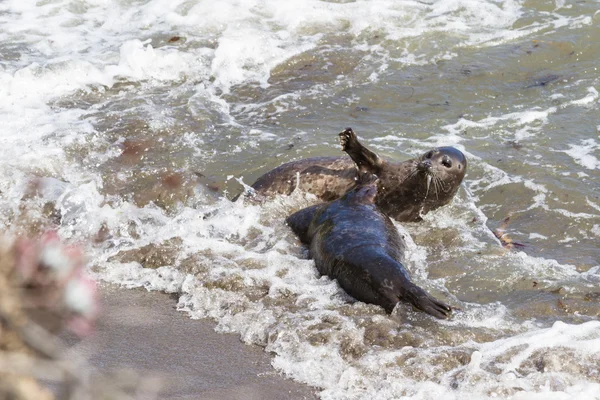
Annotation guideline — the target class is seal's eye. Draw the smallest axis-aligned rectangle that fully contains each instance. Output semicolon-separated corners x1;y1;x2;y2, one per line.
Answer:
442;156;452;168
425;151;434;159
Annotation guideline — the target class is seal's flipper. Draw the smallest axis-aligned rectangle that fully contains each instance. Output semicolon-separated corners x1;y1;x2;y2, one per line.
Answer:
398;283;452;319
286;204;322;245
338;128;384;174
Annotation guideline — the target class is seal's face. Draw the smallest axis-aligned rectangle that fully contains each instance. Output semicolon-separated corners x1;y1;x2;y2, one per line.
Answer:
345;180;378;205
356;183;378;203
414;147;467;200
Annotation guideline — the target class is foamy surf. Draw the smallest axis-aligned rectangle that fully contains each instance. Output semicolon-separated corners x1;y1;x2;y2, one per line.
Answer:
82;192;599;400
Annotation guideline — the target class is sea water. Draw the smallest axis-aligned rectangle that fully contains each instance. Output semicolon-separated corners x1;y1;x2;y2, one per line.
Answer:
1;0;599;399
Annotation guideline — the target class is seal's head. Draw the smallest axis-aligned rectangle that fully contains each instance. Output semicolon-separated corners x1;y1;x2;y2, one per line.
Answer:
414;147;467;200
345;173;379;205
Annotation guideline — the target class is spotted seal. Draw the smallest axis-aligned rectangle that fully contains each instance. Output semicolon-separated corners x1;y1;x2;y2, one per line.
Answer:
286;174;452;319
249;128;467;222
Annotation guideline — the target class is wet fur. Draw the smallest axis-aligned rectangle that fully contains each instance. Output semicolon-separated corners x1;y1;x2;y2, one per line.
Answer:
250;128;467;222
286;181;452;319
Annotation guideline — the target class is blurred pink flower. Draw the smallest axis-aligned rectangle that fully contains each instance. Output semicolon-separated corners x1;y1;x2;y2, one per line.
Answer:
12;230;100;336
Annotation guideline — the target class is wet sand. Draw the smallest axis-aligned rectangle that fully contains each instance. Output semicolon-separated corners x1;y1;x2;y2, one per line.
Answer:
62;284;318;400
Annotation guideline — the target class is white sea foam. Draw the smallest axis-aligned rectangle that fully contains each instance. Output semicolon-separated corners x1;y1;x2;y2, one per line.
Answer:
562;86;599;108
529;232;548;240
80;189;599;399
563;139;600;170
442;107;556;142
0;0;576;101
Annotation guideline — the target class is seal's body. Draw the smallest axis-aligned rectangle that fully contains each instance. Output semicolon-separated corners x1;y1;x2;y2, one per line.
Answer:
251;156;356;202
252;128;467;222
286;177;452;319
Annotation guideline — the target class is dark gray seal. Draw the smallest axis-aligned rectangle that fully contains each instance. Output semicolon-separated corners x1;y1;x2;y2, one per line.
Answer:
286;175;452;319
250;128;467;222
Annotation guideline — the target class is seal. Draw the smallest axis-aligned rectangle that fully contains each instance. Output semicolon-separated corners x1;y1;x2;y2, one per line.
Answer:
286;174;452;319
249;128;467;222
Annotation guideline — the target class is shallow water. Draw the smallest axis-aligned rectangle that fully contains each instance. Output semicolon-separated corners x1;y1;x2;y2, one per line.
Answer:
1;0;599;399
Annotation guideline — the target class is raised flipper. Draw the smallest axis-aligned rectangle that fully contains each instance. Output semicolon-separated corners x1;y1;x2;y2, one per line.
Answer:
286;204;323;245
338;128;384;175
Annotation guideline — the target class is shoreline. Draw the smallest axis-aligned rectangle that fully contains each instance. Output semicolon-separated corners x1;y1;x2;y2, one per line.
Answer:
60;284;318;399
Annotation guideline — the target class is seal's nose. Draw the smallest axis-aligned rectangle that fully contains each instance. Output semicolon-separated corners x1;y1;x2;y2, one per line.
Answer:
418;159;432;172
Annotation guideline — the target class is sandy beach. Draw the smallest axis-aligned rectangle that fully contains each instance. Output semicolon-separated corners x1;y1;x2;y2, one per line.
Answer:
61;285;318;400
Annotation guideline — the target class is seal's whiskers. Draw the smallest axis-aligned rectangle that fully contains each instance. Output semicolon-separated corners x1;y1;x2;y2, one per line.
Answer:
425;174;432;199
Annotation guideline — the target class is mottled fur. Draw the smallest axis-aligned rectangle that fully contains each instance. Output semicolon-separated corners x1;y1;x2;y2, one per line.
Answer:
251;128;467;222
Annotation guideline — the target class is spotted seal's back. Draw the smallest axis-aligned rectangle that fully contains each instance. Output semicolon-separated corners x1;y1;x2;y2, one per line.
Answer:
249;128;467;222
